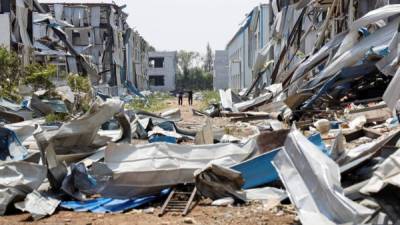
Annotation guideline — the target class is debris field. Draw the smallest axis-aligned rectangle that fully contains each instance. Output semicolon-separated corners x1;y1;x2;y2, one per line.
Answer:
2;1;400;225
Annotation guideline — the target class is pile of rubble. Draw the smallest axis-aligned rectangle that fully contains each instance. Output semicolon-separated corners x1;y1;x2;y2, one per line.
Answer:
192;1;400;224
2;1;400;225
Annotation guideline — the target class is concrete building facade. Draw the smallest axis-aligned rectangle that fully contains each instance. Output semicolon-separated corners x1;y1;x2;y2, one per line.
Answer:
147;51;177;92
213;50;229;90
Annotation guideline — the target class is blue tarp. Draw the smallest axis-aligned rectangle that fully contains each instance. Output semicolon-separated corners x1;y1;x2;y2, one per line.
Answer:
61;189;170;213
148;135;177;144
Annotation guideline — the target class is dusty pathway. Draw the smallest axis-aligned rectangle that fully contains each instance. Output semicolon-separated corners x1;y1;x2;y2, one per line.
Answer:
0;201;296;225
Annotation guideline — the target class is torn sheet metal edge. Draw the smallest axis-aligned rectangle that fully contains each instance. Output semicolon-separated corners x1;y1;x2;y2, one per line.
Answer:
79;147;105;168
234;93;272;112
303;17;400;91
195;163;246;202
232;148;281;189
350;4;400;31
14;190;60;220
244;187;287;203
383;67;400;110
160;108;181;121
98;140;256;198
0;161;47;215
335;4;400;57
219;89;235;111
148;127;182;140
36;98;124;150
361;149;400;194
272;130;373;225
376;31;399;76
339;129;400;166
288;31;348;95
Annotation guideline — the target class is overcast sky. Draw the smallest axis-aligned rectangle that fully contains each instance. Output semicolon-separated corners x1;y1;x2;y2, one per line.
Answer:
115;0;263;54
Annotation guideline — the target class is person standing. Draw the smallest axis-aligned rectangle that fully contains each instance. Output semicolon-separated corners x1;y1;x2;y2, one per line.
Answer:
178;90;183;106
188;90;193;106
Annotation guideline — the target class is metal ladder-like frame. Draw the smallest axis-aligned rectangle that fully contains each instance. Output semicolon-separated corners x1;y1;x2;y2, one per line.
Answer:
159;186;197;217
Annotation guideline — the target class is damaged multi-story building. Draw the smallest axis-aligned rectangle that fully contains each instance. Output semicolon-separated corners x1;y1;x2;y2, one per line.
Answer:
225;3;274;91
31;0;150;95
0;0;38;66
131;30;150;91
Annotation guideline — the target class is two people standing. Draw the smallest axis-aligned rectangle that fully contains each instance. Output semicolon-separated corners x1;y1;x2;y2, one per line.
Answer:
178;90;193;106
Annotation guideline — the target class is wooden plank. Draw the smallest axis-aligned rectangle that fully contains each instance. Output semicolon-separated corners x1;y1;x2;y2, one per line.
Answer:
183;187;197;216
159;188;175;217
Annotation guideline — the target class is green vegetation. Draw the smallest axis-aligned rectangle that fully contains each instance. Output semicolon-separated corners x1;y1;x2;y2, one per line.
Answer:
127;92;173;112
176;67;213;90
67;74;91;93
175;46;214;90
24;64;57;91
0;47;61;101
45;113;69;123
200;90;220;110
0;47;24;101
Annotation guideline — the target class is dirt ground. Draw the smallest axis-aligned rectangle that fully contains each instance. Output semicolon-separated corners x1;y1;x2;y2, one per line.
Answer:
0;97;297;225
0;202;297;225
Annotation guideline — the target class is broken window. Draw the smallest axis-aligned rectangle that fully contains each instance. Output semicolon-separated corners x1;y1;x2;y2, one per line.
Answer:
149;57;164;68
71;29;90;46
149;75;165;86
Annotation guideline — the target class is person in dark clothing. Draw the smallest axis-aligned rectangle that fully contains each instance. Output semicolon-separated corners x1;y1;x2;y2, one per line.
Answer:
178;90;183;106
188;90;193;106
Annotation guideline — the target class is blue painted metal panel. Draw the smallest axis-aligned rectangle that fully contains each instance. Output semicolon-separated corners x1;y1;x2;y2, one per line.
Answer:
308;133;330;155
232;148;281;189
231;133;329;189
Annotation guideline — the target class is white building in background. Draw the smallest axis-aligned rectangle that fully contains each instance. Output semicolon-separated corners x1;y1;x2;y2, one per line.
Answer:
213;50;229;90
147;51;177;92
226;3;273;91
226;18;251;91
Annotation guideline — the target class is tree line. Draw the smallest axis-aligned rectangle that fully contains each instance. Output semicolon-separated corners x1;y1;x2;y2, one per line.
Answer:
176;43;214;91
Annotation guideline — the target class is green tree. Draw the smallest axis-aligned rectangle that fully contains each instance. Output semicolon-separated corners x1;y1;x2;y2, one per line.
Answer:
177;50;200;75
0;47;24;100
24;64;57;91
177;50;200;89
67;74;91;93
176;50;214;90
